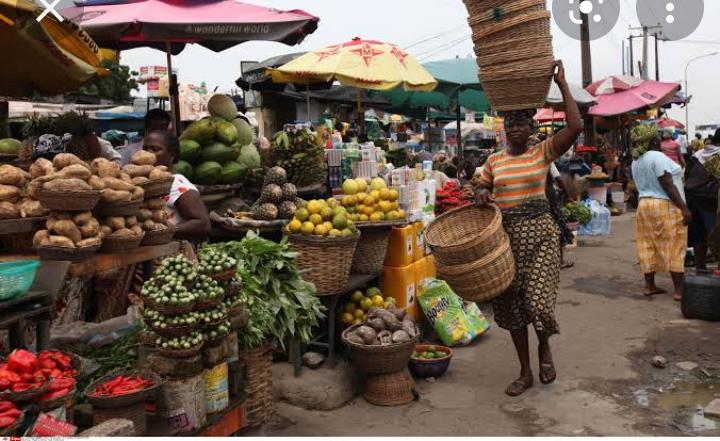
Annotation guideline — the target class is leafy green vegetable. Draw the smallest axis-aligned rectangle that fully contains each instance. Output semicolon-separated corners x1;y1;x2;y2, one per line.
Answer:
562;202;592;225
203;232;326;350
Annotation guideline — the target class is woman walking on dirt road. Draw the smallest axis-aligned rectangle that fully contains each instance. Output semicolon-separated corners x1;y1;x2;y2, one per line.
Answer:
474;61;582;396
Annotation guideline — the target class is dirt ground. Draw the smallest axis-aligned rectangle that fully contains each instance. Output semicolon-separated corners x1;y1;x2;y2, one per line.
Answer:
268;213;720;436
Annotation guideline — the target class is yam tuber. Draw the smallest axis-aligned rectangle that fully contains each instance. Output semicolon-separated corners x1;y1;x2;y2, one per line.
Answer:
101;177;134;192
125;216;138;228
99;225;112;238
142;220;157;231
33;230;51;247
43;178;92;192
48;235;75;248
0;165;26;186
123;164;154;178
72;211;92;226
151;209;168;224
88;175;106;191
130;225;143;237
119;172;133;183
104;217;125;230
0;201;19;219
0;185;19;203
137;208;152;222
52;153;88;171
29;159;54;179
130;150;156;166
101;189;132;203
50;220;82;244
356;326;378;345
131;186;144;201
90;158;120;179
131;176;150;185
149;168;172;180
76;237;101;248
58;164;91;181
144;198;164;210
17;199;45;218
110;228;135;239
80;218;100;238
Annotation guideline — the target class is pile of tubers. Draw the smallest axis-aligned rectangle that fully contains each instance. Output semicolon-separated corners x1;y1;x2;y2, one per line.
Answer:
121;150;173;184
88;157;144;204
344;304;417;346
99;215;145;241
139;198;172;233
0;164;45;219
33;211;103;249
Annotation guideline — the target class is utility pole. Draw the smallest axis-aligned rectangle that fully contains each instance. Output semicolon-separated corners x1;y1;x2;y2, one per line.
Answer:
642;26;649;79
628;36;635;76
629;25;662;79
654;34;660;81
580;12;595;146
622;40;626;75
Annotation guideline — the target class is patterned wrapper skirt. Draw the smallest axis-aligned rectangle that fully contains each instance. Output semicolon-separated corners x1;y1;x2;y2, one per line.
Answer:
492;199;561;335
636;198;688;274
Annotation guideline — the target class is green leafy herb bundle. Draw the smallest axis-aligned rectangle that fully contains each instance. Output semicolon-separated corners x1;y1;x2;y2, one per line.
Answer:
203;232;326;349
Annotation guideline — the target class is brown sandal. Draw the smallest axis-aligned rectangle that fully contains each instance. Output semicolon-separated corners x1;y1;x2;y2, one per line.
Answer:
505;376;534;396
539;363;557;384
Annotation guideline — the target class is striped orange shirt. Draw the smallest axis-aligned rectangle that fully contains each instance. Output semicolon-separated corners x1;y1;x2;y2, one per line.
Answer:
478;138;559;209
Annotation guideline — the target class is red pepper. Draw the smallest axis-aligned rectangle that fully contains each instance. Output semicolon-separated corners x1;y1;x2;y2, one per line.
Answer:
0;370;21;384
48;378;75;392
39;359;56;370
0;402;15;413
40;388;71;401
0;380;10;391
0;409;21;419
7;350;38;374
49;369;62;379
0;416;16;428
33;372;46;383
10;383;35;392
19;373;32;383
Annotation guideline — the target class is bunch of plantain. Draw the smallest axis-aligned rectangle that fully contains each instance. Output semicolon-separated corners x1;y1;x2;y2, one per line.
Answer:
271;129;326;188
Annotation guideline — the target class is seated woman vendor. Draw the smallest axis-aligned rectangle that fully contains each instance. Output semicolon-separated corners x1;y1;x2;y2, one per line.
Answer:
143;131;211;241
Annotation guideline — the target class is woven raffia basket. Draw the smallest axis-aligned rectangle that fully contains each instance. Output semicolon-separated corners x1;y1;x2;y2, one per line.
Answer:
37;243;100;262
435;235;516;303
140;224;175;246
363;369;415;406
341;324;419;374
351;225;393;275
140;177;174;199
94;199;142;217
425;204;505;266
100;233;144;254
288;232;360;296
243;344;273;429
36;188;101;212
463;0;554;111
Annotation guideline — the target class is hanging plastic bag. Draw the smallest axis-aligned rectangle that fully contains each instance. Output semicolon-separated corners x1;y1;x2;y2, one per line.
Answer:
578;199;611;237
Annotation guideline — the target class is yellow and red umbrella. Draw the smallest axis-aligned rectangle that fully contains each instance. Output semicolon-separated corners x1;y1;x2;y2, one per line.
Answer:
269;38;438;92
0;0;106;97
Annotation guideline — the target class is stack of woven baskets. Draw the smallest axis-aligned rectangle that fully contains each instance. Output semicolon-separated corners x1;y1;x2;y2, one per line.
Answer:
425;204;515;303
242;344;273;428
463;0;554;111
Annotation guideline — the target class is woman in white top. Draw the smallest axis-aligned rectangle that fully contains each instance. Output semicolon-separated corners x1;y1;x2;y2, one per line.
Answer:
142;131;211;241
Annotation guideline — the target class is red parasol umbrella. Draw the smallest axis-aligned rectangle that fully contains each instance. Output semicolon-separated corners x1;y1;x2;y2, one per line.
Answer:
534;108;565;123
62;0;319;132
657;116;685;129
586;75;642;96
588;81;681;117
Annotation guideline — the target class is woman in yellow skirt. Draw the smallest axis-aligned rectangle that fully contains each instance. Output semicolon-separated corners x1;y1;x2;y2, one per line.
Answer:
631;124;691;301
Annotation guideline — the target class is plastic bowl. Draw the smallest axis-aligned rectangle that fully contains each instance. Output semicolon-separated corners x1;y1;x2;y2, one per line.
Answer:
0;260;39;301
408;344;453;379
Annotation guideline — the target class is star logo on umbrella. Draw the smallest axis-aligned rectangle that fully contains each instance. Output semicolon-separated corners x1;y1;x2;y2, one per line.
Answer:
351;42;384;67
389;46;409;66
315;45;341;62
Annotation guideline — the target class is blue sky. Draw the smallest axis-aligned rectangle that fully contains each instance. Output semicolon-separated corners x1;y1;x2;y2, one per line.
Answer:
118;0;720;132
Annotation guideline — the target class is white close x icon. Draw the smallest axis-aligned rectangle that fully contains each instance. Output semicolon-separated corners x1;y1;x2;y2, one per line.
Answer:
37;0;64;22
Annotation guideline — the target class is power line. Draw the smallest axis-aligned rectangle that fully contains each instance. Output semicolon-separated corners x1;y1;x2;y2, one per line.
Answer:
417;35;472;61
404;25;467;50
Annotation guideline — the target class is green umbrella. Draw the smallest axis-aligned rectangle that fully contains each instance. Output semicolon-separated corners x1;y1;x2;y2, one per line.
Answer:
380;58;489;112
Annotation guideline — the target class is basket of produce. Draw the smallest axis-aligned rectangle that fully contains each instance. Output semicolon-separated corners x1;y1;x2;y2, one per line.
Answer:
0;405;24;436
197;304;228;330
0;260;39;301
198;248;238;281
139;176;174;199
409;345;453;379
37;350;82;378
0;350;52;401
144;308;198;338
37;243;100;262
192;276;225;310
139;329;159;347
341;307;419;374
140;223;176;246
463;0;554;111
85;369;160;408
154;332;205;359
141;288;195;316
425;204;506;266
229;305;249;330
203;320;231;347
34;211;104;261
36;188;101;211
38;377;77;412
222;280;242;299
435;235;516;303
100;231;145;254
351;225;393;275
94;199;143;217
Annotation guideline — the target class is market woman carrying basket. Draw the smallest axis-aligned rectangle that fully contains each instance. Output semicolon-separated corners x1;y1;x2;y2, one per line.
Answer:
474;61;582;396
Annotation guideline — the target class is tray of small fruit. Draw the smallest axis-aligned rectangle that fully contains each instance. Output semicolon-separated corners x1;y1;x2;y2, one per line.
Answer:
285;198;359;239
339;177;407;224
409;344;453;379
339;287;398;327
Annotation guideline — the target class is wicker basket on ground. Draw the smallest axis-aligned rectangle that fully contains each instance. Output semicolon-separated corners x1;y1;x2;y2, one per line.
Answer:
463;0;554;111
435;234;516;303
424;204;505;266
242;344;273;429
341;324;419;374
363;369;415;406
287;232;360;296
351;224;394;275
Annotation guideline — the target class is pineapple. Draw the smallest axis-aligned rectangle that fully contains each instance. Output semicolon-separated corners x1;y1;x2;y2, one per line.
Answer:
281;183;297;201
260;184;282;204
263;166;287;186
252;203;279;221
278;201;297;219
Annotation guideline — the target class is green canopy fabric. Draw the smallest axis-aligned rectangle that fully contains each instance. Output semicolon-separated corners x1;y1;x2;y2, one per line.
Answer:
379;58;489;113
